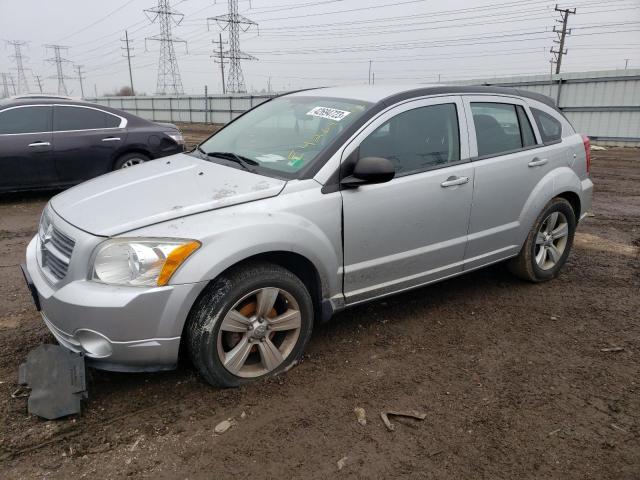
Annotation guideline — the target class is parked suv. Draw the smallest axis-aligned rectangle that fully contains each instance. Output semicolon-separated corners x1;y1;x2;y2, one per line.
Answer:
23;85;593;387
0;96;184;192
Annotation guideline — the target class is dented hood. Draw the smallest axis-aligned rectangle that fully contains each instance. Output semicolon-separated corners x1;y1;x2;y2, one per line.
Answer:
50;153;286;236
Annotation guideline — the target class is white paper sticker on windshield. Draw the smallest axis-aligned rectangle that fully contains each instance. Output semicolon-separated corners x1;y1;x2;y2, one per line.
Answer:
306;106;351;121
255;153;286;163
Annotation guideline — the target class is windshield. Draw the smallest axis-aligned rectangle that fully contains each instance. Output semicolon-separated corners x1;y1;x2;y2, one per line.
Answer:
198;96;372;176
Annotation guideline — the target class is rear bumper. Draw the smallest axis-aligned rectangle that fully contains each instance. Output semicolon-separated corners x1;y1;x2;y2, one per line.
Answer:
25;236;208;372
580;177;594;222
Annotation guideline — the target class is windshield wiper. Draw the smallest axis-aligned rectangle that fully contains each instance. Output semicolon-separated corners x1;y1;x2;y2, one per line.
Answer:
206;151;258;171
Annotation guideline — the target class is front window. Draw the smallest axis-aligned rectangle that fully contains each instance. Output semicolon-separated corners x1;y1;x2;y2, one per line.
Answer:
197;96;372;177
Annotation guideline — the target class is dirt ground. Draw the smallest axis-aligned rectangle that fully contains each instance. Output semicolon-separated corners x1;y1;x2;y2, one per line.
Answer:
0;128;638;479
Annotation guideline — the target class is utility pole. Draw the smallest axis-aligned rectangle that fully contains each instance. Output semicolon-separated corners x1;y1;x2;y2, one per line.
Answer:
75;65;86;98
372;72;375;85
368;60;372;85
44;45;72;95
145;0;187;95
550;4;576;75
33;74;43;93
212;32;228;94
94;84;98;97
6;40;30;94
208;0;258;93
121;30;136;95
624;58;630;70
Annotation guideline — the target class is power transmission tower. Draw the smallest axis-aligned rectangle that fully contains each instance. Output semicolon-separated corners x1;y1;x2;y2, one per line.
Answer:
44;45;73;95
121;30;136;95
145;0;187;95
6;40;30;94
208;0;258;93
550;5;576;75
33;74;43;93
75;65;86;98
212;33;228;94
1;73;15;98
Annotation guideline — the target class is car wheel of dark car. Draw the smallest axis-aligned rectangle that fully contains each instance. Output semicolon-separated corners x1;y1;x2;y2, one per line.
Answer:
186;261;314;387
508;197;576;282
114;152;150;170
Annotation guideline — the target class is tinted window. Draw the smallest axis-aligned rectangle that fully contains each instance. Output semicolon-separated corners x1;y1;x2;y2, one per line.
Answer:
0;106;52;134
516;105;537;147
531;108;562;143
54;106;120;131
359;103;460;176
471;103;525;157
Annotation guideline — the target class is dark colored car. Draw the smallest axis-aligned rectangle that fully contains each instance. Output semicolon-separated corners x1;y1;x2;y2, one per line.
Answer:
0;96;185;192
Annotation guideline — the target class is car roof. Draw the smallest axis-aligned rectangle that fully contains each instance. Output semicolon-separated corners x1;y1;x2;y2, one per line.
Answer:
286;84;558;111
0;97;98;108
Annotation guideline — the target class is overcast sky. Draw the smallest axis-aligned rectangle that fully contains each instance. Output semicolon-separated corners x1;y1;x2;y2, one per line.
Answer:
1;0;638;96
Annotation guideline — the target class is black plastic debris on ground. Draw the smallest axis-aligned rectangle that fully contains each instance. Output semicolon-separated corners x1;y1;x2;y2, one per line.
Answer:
18;344;87;420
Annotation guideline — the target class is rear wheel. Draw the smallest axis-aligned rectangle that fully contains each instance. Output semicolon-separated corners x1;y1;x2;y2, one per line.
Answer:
113;152;149;170
508;197;576;282
186;262;314;387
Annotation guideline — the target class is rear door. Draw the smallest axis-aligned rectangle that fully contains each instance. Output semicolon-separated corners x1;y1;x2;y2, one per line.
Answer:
0;105;54;191
341;96;474;304
462;95;563;269
52;105;127;184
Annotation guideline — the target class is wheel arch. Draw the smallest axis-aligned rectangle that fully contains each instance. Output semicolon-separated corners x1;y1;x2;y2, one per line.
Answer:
177;250;330;360
112;148;153;169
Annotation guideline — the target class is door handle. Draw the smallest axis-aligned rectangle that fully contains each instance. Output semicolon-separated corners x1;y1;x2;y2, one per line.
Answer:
440;176;469;187
528;157;548;167
101;137;121;142
28;141;51;147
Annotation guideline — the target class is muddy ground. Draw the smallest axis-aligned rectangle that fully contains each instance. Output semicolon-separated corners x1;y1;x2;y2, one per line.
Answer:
0;128;638;479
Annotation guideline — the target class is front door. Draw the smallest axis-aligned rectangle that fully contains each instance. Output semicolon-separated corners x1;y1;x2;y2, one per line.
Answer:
0;105;54;191
52;105;126;184
341;97;474;304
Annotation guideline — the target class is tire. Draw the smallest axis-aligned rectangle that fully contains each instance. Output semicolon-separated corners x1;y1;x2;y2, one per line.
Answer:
186;262;314;387
113;152;150;170
508;197;576;282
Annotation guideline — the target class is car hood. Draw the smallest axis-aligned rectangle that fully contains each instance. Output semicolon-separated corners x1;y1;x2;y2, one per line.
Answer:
50;153;286;236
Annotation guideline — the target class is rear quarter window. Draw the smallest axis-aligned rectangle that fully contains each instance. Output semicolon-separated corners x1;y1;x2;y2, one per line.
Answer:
531;108;563;143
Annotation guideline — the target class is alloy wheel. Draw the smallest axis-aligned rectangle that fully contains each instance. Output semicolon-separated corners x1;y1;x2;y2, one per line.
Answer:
121;158;145;168
535;211;569;270
217;287;302;378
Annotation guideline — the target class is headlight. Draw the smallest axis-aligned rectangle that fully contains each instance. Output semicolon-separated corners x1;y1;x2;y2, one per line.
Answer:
165;131;184;145
38;209;51;243
91;238;200;287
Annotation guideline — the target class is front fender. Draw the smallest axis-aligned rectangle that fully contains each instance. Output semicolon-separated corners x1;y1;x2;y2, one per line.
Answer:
128;189;343;301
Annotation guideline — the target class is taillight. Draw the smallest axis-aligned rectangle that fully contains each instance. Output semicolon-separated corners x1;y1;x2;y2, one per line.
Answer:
582;134;591;175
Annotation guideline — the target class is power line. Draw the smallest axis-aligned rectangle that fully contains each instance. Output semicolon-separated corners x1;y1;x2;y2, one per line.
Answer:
208;0;258;93
145;0;187;95
6;40;30;94
44;45;73;95
551;4;576;74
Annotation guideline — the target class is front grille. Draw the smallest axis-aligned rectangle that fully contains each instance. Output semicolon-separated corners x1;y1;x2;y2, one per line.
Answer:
41;225;76;281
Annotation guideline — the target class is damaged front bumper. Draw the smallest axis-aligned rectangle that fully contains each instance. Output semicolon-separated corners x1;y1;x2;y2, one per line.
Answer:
24;235;208;372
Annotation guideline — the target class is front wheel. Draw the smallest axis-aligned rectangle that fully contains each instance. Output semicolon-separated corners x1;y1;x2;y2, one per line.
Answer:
508;197;576;282
186;262;314;387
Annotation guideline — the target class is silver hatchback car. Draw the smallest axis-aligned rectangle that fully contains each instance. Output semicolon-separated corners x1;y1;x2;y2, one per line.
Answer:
24;85;593;387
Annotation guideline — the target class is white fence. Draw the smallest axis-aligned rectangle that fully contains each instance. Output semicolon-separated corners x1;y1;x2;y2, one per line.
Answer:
87;94;274;125
87;69;640;146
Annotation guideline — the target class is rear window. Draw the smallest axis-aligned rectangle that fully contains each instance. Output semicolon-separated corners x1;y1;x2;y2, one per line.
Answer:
471;102;538;157
531;108;563;143
54;106;121;131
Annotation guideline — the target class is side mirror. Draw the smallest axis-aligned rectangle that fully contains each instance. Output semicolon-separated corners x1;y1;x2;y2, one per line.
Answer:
341;156;395;187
